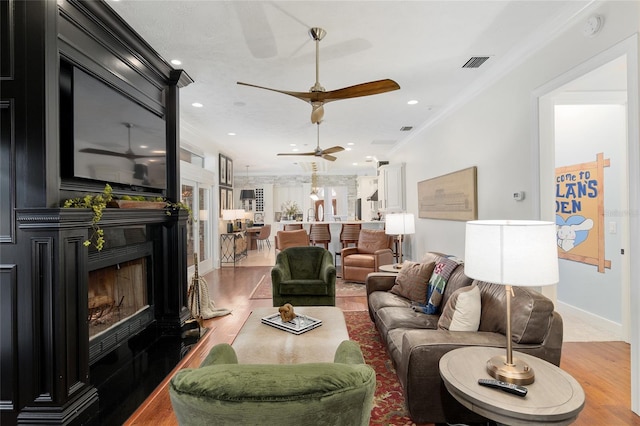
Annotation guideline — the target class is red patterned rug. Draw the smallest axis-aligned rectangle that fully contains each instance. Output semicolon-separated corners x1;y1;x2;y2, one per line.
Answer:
344;310;428;426
249;274;366;299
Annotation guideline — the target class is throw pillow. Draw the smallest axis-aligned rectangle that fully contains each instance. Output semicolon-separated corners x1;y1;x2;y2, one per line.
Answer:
422;256;464;314
438;285;481;331
389;261;436;304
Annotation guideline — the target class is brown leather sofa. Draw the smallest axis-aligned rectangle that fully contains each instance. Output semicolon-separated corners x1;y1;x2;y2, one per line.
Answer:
366;252;563;424
341;229;393;283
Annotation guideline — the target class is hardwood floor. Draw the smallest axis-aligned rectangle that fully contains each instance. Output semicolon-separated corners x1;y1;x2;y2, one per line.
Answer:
125;251;639;425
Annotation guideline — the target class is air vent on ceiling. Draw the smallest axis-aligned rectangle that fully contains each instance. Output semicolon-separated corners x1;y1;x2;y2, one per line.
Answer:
462;56;490;69
399;126;413;132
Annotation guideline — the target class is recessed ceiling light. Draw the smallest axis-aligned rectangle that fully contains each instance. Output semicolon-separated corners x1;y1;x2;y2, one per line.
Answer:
345;147;352;151
407;100;419;105
292;148;299;152
170;59;182;66
140;145;148;149
347;142;355;146
352;162;358;166
228;132;236;136
366;155;373;159
290;143;297;147
192;102;203;108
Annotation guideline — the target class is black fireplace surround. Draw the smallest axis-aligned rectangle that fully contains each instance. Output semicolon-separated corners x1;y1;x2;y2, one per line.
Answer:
1;1;194;424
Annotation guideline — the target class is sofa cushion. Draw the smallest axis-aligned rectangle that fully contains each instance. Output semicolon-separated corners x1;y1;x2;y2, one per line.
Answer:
376;307;439;333
438;285;481;331
389;261;436;304
279;280;329;295
477;281;555;344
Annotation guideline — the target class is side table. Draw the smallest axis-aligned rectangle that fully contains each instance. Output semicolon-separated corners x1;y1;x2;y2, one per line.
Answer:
378;264;401;273
439;346;584;426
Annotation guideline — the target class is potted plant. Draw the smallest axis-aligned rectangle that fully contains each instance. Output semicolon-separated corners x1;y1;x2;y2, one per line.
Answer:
63;184;193;251
281;201;300;221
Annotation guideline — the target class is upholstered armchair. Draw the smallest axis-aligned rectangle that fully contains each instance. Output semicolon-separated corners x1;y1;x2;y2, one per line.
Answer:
341;229;394;283
274;229;310;251
169;341;376;426
271;246;336;306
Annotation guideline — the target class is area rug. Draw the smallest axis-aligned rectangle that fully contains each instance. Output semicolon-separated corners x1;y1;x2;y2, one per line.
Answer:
344;310;423;426
249;274;367;299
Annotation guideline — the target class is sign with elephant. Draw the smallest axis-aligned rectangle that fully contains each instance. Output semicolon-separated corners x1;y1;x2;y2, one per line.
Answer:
555;152;611;273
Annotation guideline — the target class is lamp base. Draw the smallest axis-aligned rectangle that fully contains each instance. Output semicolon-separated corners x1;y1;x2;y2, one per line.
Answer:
393;263;403;269
486;355;535;385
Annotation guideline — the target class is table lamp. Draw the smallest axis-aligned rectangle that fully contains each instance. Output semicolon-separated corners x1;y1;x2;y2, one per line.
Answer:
385;213;415;268
222;209;235;233
464;220;558;385
234;209;246;230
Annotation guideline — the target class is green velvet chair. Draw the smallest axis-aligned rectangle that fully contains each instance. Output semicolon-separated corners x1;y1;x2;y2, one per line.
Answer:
169;341;376;426
271;246;336;307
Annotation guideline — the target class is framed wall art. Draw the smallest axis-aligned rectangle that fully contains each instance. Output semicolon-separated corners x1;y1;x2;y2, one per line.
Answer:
219;154;228;186
418;166;477;221
226;157;233;187
226;188;234;210
219;187;227;216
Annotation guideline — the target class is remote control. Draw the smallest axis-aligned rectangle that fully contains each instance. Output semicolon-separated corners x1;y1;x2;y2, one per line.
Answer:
477;378;528;397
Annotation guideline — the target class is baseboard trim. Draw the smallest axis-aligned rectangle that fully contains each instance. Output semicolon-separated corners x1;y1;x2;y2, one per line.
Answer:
557;301;625;342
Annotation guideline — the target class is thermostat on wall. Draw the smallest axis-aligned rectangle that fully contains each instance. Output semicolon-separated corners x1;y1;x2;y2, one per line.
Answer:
513;191;525;201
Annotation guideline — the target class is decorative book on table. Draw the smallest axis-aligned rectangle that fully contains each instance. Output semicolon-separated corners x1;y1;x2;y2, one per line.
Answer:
261;313;322;335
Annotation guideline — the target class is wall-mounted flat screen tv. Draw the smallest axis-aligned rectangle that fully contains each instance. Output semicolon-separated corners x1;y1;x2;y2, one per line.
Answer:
61;62;167;191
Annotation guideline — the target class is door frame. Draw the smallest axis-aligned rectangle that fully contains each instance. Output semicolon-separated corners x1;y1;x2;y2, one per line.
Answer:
532;34;639;415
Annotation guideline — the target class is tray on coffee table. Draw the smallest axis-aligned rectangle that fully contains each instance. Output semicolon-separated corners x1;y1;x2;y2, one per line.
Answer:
261;313;322;335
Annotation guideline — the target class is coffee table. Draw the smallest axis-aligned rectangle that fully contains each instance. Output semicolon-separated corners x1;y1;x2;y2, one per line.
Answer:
439;347;585;426
232;306;349;364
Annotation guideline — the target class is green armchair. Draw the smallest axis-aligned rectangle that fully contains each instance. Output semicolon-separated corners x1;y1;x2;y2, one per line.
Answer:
271;246;336;307
169;341;376;426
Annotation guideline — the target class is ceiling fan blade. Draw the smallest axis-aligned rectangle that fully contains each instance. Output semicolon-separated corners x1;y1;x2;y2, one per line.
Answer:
321;146;344;155
320;79;400;102
322;154;337;162
80;148;132;158
80;148;164;160
237;82;315;103
311;104;324;124
277;152;316;156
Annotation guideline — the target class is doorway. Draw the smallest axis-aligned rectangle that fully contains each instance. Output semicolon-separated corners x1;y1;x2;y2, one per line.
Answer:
534;35;639;414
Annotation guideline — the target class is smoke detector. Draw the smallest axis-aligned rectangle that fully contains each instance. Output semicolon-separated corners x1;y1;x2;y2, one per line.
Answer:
583;15;603;37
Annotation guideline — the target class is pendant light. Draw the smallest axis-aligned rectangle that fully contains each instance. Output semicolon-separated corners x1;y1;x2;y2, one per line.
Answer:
240;165;255;200
309;162;319;200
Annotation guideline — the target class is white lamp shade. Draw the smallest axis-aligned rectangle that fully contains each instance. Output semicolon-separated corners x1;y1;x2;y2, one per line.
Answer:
234;209;246;219
222;209;235;221
385;213;415;235
464;220;559;287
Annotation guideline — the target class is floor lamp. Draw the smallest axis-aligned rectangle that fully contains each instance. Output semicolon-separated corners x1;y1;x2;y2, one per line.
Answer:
385;213;415;268
464;220;559;385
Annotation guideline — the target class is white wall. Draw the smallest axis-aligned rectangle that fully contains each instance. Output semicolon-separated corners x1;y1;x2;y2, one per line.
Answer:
555;104;626;324
392;1;639;258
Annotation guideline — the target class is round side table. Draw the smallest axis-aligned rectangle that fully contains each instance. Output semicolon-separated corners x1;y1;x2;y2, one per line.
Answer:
439;346;585;426
378;264;401;273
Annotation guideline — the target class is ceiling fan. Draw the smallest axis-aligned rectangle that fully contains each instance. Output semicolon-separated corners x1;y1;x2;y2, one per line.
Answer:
79;123;164;160
237;27;400;124
277;123;343;162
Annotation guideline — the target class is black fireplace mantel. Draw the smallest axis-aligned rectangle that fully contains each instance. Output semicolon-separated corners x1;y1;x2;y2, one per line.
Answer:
1;1;192;424
10;207;188;424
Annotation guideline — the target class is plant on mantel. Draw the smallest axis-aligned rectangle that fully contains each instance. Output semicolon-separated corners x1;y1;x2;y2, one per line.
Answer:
62;184;193;251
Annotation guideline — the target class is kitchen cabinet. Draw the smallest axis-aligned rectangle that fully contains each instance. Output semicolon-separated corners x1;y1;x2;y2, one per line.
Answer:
378;163;405;212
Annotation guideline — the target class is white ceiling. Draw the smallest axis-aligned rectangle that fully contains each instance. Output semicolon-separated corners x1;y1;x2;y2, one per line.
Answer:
107;0;593;175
